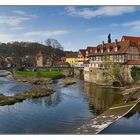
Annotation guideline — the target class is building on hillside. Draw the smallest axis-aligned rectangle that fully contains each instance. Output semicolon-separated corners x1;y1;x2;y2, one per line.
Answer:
65;52;78;67
77;49;86;67
35;51;44;67
84;35;140;84
85;47;95;60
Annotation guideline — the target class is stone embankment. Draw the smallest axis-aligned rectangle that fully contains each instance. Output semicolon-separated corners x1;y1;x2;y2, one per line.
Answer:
75;86;140;134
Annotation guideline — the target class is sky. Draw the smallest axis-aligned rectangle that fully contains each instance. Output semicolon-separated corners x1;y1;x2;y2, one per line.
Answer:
0;6;140;51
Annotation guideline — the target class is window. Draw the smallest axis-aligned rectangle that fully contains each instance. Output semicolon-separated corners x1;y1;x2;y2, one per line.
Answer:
101;56;103;61
103;48;106;52
101;49;103;53
117;46;121;50
90;49;93;53
109;47;113;52
97;48;100;53
107;48;110;52
96;56;98;61
114;47;117;52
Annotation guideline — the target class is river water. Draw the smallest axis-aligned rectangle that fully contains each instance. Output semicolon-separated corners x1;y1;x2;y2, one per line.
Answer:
101;103;140;134
0;77;123;134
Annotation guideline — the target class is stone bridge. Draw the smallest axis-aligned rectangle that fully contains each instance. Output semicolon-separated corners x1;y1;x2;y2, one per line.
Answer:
0;66;84;78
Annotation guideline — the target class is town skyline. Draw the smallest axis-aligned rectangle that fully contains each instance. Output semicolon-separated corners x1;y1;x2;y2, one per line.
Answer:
0;6;140;51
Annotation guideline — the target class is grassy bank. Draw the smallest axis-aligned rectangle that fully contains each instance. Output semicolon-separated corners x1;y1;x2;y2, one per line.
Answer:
15;70;64;80
0;86;54;106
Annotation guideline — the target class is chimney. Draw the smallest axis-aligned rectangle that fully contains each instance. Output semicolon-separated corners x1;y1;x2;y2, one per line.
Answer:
102;41;105;46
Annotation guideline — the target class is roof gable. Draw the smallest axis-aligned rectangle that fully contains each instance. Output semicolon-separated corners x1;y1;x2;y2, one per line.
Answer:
122;36;140;43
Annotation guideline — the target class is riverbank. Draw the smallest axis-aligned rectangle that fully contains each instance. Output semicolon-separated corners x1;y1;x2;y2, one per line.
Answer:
13;70;65;85
75;99;140;134
14;70;64;80
14;76;54;85
0;86;54;106
75;82;140;134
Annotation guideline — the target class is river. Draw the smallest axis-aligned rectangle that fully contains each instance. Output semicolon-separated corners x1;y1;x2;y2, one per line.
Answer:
0;77;123;134
101;102;140;134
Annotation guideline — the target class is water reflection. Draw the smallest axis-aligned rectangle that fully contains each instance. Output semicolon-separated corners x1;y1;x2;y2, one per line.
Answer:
84;82;123;115
0;78;125;134
30;92;62;108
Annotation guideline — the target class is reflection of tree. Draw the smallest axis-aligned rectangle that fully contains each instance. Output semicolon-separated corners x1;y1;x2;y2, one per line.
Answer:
44;92;62;107
30;92;62;108
84;82;123;115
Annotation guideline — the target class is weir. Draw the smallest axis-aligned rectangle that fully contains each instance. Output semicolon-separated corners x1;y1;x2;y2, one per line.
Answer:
75;98;140;134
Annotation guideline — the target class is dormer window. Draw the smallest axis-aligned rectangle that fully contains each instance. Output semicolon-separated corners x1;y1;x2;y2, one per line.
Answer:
117;46;121;50
101;49;103;53
97;48;100;53
103;48;106;52
109;47;113;52
114;47;117;52
107;48;110;52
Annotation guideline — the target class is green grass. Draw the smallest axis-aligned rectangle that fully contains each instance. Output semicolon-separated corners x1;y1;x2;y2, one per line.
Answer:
15;70;64;79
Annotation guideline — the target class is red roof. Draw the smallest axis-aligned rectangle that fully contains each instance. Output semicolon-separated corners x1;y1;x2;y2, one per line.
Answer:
127;60;140;65
86;47;96;55
122;36;140;43
66;52;78;58
88;41;133;56
79;49;86;57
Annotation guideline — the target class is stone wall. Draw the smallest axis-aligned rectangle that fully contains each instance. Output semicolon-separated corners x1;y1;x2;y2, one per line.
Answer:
84;65;134;86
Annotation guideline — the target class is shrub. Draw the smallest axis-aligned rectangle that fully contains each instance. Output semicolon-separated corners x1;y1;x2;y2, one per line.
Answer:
131;66;140;80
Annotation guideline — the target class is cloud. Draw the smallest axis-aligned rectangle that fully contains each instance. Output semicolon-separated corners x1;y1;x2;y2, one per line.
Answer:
0;33;21;42
0;16;31;26
122;20;140;30
85;27;101;32
0;10;37;27
85;28;95;32
12;10;26;15
10;26;25;30
24;30;70;37
111;20;140;31
65;6;137;19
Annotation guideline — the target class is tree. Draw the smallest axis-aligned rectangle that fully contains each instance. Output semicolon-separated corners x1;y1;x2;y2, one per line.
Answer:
108;33;111;43
45;38;63;50
45;38;65;66
103;62;133;86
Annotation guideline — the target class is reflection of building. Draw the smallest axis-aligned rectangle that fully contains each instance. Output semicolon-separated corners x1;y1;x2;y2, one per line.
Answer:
84;82;123;115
